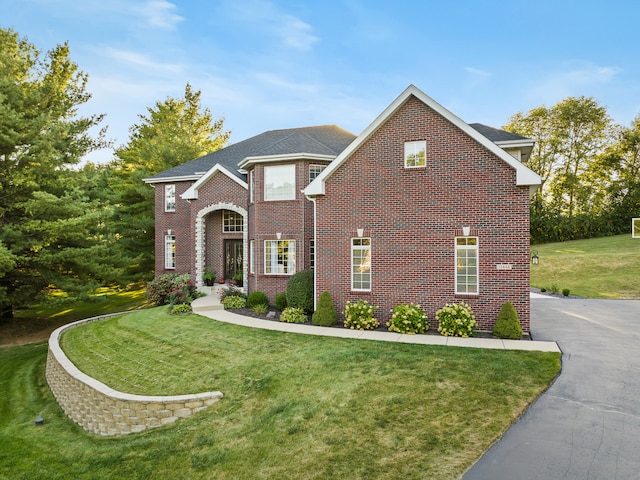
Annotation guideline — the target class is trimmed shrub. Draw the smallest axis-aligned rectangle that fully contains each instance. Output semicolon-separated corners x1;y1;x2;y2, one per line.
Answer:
436;302;477;337
286;269;314;313
171;303;192;315
492;302;523;339
343;300;379;330
562;288;570;297
247;291;269;308
280;307;307;324
274;293;288;311
312;291;338;327
222;295;246;310
387;303;428;334
166;279;200;305
252;303;268;315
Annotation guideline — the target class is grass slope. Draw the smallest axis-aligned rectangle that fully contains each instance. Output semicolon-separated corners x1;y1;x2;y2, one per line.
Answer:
0;307;558;480
531;234;640;298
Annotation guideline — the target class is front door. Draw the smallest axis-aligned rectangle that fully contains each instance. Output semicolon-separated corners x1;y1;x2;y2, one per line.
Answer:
225;240;243;280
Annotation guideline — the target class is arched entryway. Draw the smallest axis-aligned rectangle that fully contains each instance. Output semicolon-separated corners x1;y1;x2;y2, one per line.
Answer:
195;203;248;289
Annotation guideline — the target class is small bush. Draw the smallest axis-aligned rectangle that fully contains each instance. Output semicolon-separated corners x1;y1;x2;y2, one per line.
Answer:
550;284;559;294
166;280;200;305
286;270;314;313
247;291;269;308
492;302;522;339
540;287;547;293
146;274;196;305
252;303;268;315
387;303;428;334
343;300;379;330
280;307;307;324
274;293;288;311
562;288;570;297
171;303;192;315
219;286;247;303
436;302;477;337
222;295;246;310
312;291;338;327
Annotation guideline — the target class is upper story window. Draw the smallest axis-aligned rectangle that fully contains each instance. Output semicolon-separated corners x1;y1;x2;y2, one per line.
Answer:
351;238;371;291
309;164;326;183
455;237;478;295
404;141;426;168
164;184;176;212
222;210;243;232
249;170;254;203
264;164;295;201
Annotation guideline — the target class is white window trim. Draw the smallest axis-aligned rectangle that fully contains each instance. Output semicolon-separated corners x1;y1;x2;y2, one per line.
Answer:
264;164;296;201
164;184;176;212
250;240;255;274
309;164;326;183
404;140;426;168
351;237;371;292
454;236;479;295
264;240;296;275
165;235;176;269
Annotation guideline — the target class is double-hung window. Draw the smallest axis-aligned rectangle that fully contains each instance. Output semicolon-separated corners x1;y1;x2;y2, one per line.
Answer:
264;240;296;274
165;185;176;212
309;165;325;183
264;165;295;200
455;237;478;294
404;141;426;168
165;235;176;269
351;238;371;291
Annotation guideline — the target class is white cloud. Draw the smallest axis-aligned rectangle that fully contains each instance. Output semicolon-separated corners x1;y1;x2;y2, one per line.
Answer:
224;0;318;51
104;47;183;73
132;0;184;30
531;62;621;103
465;67;491;80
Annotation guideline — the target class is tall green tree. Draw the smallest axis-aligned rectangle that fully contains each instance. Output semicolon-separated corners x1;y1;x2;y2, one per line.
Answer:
0;28;108;319
110;84;230;281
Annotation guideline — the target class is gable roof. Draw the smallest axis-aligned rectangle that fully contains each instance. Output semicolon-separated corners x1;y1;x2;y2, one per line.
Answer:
304;85;542;197
143;125;356;185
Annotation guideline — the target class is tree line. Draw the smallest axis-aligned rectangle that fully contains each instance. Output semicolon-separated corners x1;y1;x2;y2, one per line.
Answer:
1;27;638;320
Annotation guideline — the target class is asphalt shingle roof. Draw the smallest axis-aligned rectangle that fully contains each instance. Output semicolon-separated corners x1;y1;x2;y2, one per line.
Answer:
146;125;356;182
469;123;530;143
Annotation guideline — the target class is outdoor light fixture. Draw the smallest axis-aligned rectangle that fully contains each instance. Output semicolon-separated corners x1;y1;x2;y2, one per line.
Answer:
531;251;539;265
462;226;471;236
276;232;282;240
357;228;364;237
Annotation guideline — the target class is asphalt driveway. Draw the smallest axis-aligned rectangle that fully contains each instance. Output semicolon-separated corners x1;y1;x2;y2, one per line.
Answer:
463;296;640;480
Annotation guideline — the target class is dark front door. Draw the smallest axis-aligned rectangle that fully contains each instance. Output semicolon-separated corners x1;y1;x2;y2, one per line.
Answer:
225;240;243;280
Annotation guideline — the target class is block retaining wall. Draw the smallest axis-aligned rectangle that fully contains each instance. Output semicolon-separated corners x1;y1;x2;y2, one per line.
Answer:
46;313;223;436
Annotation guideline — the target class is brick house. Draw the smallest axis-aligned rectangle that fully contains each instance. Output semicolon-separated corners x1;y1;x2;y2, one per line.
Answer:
144;85;541;332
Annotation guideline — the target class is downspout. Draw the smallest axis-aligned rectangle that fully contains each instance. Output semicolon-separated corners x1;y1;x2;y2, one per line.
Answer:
306;194;317;311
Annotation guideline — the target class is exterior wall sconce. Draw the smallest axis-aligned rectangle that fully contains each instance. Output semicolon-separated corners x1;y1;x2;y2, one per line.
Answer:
167;229;172;235
357;228;364;237
462;226;470;236
531;250;539;265
276;232;282;240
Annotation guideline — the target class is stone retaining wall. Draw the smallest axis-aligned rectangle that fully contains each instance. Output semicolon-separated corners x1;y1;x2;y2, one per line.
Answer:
46;313;223;436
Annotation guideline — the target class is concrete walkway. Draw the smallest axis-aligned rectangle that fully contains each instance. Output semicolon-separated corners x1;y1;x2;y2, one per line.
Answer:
191;293;560;353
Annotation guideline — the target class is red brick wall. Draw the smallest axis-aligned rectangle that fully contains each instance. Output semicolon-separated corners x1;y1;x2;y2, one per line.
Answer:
154;181;194;276
248;161;319;303
314;95;531;332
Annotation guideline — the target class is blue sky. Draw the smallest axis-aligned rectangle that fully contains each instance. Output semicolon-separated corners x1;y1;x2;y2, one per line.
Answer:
2;0;639;163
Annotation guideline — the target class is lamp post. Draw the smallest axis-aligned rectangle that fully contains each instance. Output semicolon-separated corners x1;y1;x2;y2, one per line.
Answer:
531;250;539;265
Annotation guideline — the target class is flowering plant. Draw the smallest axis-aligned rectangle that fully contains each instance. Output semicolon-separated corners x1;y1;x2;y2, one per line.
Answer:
222;295;246;309
280;307;307;324
166;280;199;305
387;303;428;334
343;300;379;330
435;302;477;337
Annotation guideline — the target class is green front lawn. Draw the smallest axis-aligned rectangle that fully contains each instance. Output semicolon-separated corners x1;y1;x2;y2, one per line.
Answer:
0;307;561;480
530;234;640;298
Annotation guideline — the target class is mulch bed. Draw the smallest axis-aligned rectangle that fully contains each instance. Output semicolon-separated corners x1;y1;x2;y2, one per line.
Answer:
228;308;530;341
